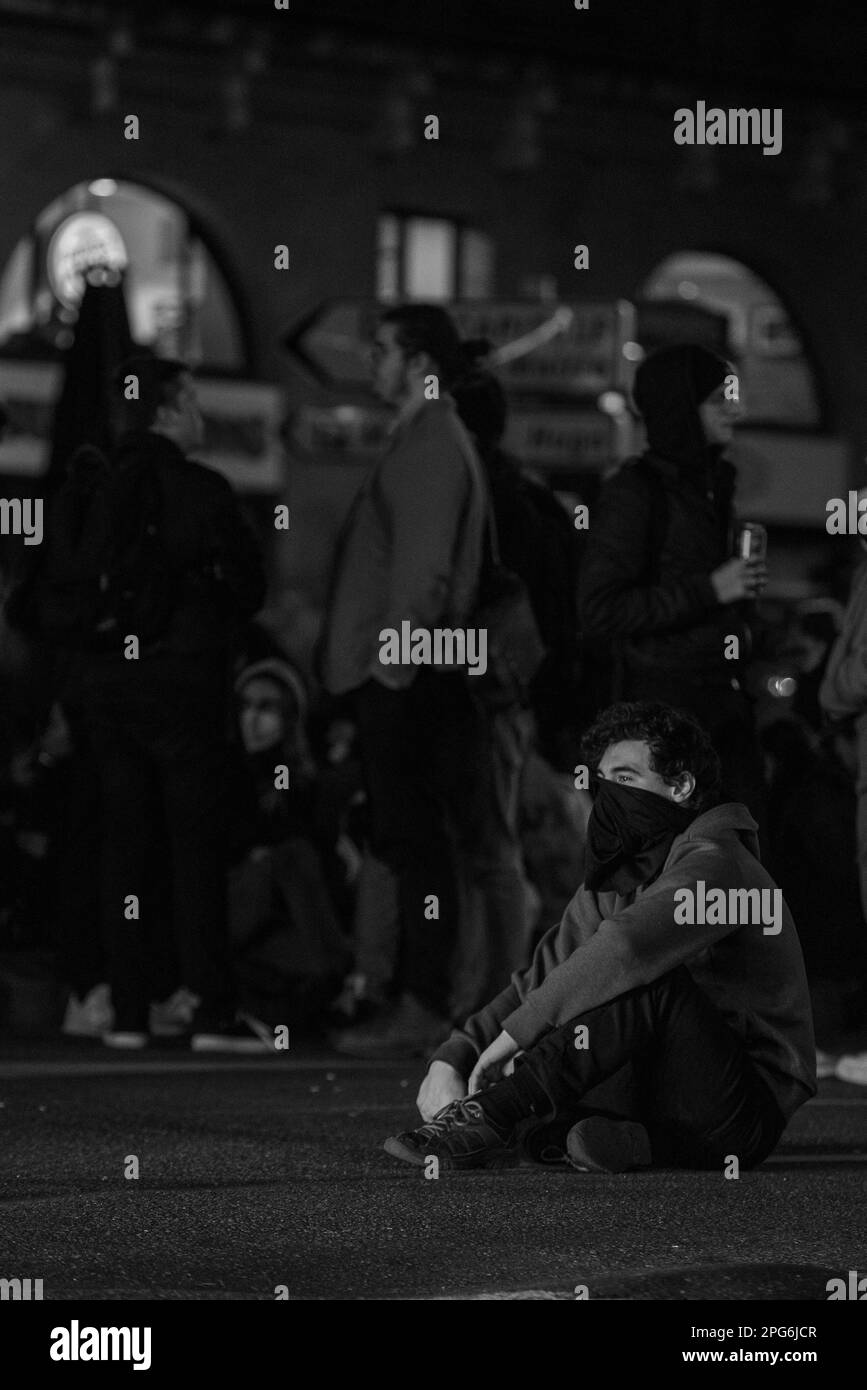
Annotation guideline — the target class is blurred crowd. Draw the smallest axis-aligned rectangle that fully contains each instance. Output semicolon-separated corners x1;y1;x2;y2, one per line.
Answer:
0;308;866;1078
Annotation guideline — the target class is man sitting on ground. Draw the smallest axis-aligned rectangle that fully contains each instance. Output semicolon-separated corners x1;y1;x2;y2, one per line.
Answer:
384;702;816;1173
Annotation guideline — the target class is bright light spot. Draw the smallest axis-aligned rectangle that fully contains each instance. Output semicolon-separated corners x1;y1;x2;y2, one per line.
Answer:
767;675;797;698
622;341;645;362
677;279;700;299
598;391;626;415
88;179;118;197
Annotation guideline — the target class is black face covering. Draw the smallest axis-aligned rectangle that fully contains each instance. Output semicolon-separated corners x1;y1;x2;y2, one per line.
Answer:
584;779;698;895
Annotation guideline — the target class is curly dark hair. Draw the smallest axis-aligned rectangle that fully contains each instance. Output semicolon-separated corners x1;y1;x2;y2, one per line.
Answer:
580;701;722;812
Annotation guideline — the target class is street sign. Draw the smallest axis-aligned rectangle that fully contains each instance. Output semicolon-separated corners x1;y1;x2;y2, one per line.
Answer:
506;408;633;470
284;298;636;396
453;300;636;394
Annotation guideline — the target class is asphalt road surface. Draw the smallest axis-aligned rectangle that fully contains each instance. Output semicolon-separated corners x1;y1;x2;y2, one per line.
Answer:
1;1041;865;1301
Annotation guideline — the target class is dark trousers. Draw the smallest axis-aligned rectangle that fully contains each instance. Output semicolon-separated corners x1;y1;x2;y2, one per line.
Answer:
355;670;487;1016
519;965;786;1169
71;652;234;1029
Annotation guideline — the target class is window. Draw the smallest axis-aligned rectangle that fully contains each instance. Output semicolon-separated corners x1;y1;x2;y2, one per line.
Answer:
0;179;248;372
376;213;494;303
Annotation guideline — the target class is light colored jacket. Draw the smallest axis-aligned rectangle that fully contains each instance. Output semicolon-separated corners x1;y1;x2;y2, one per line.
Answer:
321;396;487;695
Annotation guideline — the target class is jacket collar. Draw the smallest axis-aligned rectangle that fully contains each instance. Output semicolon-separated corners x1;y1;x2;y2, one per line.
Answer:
387;392;456;442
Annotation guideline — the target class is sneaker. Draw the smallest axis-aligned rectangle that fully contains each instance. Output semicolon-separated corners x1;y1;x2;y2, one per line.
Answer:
149;987;201;1038
384;1098;516;1170
565;1116;653;1173
102;1030;149;1050
518;1117;574;1167
816;1048;838;1079
331;992;448;1059
835;1051;867;1085
62;983;113;1037
191;1013;277;1054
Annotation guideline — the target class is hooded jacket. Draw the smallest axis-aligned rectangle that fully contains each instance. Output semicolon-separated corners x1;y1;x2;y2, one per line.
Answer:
431;801;816;1123
578;345;746;684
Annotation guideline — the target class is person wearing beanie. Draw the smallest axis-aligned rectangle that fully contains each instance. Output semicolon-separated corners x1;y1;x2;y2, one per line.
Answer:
578;343;768;828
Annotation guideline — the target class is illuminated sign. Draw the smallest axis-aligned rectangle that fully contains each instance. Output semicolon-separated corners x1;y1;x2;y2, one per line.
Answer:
47;213;128;308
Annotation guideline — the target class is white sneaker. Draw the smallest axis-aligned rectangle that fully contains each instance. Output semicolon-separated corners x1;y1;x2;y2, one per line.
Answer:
835;1051;867;1085
62;983;113;1037
102;1030;149;1050
816;1048;838;1079
191;1013;277;1054
149;987;201;1038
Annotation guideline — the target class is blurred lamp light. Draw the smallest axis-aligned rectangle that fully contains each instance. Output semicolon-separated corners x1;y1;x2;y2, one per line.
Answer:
598;391;626;415
767;675;798;698
88;179;118;197
622;340;644;362
677;279;700;299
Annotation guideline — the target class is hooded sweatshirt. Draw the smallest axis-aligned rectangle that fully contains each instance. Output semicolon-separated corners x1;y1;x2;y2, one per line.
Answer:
432;801;816;1123
579;345;746;684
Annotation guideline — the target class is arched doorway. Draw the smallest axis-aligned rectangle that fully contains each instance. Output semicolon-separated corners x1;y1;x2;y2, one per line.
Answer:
0;178;249;373
638;251;823;430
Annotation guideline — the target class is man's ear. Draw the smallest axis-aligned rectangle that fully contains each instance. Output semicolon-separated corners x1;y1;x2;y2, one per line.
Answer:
405;348;431;383
670;771;696;804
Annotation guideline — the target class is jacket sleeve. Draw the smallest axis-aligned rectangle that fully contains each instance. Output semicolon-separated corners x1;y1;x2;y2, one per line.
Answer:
429;888;600;1077
578;471;718;638
501;845;744;1050
209;477;267;620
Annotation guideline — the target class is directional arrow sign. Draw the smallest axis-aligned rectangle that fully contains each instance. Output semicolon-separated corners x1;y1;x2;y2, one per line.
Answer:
283;299;636;397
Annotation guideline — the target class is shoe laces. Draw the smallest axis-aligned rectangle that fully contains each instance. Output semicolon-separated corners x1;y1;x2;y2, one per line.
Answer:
418;1098;486;1141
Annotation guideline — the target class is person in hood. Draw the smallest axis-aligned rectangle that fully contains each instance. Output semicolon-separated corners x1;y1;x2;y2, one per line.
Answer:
227;658;350;1026
384;701;815;1172
578;345;767;825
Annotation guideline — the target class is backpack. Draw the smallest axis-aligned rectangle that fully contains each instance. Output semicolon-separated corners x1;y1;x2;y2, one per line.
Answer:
460;448;547;710
33;445;179;652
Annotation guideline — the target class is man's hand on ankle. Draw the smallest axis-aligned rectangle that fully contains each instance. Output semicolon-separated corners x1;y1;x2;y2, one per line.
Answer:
469;1031;519;1095
417;1060;466;1121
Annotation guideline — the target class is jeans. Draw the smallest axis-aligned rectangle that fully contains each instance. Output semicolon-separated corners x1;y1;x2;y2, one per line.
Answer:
452;706;536;1017
521;964;786;1169
355;670;487;1016
71;651;235;1029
